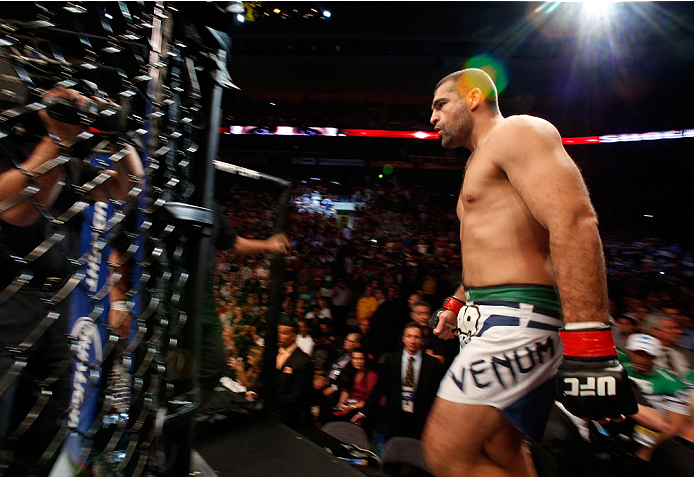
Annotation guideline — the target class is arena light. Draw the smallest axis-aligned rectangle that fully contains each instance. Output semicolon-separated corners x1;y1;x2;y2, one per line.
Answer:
581;0;616;22
576;1;620;46
236;14;245;23
323;10;331;18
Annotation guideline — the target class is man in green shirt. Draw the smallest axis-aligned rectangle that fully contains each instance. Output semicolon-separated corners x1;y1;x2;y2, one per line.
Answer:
623;333;689;458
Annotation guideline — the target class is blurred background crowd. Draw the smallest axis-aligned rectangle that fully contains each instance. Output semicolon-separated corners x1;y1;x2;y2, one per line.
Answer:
206;178;694;476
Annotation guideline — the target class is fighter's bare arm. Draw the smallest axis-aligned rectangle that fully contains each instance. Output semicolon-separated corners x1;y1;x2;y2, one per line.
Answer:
491;116;608;324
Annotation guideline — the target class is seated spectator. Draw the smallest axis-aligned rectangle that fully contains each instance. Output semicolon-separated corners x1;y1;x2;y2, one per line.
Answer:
229;346;263;393
311;331;332;377
623;333;689;461
315;332;362;423
318;317;337;347
331;349;378;422
645;311;690;380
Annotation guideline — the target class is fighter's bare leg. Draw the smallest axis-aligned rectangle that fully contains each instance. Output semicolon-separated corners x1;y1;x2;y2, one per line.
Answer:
422;398;536;477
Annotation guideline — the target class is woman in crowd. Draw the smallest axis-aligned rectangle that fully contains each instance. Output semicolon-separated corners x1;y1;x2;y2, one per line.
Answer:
332;348;378;421
229;346;263;392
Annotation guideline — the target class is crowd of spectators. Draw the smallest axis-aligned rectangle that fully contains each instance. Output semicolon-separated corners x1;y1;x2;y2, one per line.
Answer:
223;96;432;132
209;179;694;474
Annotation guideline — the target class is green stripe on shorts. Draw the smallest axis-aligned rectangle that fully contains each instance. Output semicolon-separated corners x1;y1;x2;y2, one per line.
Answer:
465;285;562;313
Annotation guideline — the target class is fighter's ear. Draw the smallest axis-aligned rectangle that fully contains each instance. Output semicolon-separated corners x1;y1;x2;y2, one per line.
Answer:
468;87;483;110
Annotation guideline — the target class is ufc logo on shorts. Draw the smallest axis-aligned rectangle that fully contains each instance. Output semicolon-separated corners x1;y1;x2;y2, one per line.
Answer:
563;376;617;397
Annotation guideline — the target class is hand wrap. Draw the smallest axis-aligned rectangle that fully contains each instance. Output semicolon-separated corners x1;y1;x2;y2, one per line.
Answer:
428;295;464;330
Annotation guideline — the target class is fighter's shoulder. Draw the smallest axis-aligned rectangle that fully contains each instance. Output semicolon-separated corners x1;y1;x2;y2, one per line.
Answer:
494;115;561;142
490;116;564;167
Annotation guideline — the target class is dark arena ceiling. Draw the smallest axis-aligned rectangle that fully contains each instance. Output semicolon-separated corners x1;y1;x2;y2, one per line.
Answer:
1;2;694;240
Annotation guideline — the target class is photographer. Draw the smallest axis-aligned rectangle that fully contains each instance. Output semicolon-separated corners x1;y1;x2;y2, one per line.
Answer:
0;86;143;476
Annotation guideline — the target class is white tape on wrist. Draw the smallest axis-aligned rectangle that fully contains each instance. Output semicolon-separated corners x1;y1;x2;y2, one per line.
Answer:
563;321;608;331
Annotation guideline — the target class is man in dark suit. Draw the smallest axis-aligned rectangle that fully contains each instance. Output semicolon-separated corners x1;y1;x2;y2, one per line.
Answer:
411;300;459;370
271;319;313;428
352;322;443;439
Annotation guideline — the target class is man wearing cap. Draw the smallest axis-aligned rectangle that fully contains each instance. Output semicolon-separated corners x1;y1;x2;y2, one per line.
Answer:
623;333;690;460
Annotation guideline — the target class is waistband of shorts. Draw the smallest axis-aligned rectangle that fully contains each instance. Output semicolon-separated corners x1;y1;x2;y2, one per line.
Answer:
464;284;562;314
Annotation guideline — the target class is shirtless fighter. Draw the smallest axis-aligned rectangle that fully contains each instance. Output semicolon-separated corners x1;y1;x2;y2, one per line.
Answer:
422;69;637;476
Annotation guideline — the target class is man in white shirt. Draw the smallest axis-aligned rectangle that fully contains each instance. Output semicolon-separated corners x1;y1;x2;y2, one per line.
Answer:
296;319;314;356
645;311;690;380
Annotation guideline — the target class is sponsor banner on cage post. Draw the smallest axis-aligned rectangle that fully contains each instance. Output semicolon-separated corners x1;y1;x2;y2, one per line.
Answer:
65;197;114;470
65;151;144;470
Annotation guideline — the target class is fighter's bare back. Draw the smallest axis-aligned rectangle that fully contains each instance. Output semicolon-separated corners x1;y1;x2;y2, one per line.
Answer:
457;119;554;289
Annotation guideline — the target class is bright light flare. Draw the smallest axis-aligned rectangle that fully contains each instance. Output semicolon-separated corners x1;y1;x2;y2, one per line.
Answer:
236;14;245;23
581;0;616;21
581;2;619;28
323;10;331;18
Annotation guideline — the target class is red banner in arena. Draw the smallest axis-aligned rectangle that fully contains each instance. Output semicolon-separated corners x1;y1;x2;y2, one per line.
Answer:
220;126;694;144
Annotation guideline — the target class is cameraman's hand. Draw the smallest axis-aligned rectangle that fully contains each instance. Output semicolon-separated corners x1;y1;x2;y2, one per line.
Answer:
264;233;291;255
38;87;89;142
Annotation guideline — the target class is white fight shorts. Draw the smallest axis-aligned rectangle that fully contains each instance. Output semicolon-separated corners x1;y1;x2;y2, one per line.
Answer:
437;290;563;439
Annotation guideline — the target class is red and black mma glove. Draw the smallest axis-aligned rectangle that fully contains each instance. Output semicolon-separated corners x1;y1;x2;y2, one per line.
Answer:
429;295;464;330
557;322;638;419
